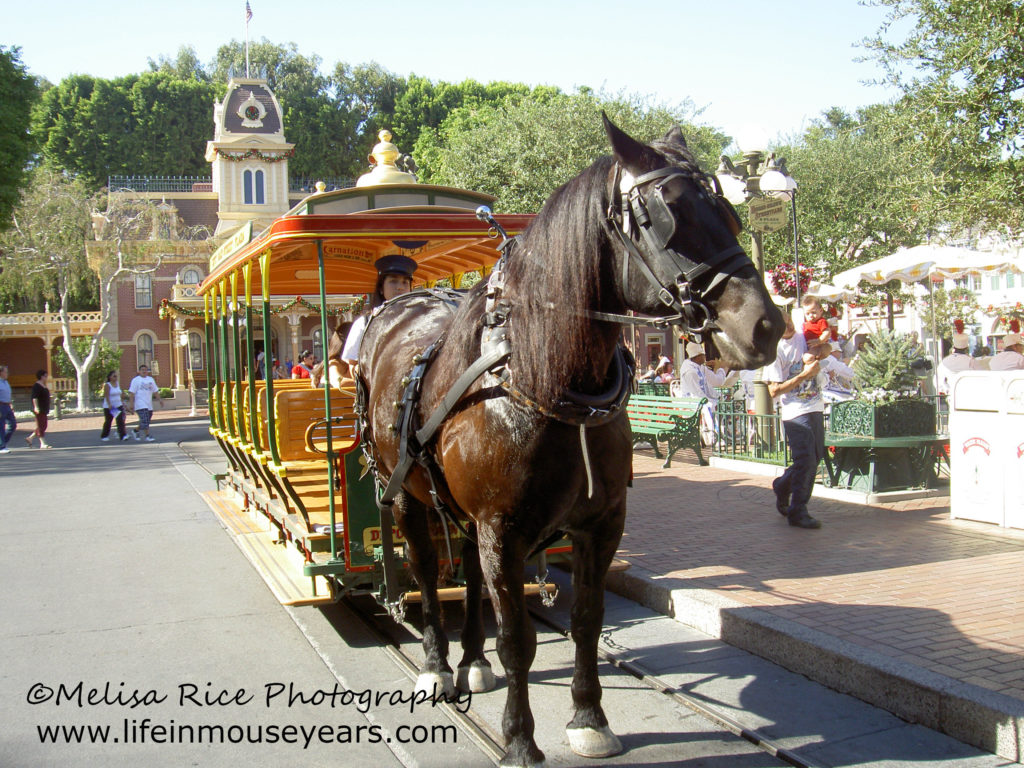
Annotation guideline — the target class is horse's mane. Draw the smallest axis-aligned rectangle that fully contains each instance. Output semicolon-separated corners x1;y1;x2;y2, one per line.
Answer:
501;133;708;405
501;155;615;404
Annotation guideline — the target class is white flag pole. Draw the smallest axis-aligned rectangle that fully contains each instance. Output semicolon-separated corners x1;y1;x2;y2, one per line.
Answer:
245;4;251;78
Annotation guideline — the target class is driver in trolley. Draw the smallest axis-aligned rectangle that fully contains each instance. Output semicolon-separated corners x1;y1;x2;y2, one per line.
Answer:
341;254;417;372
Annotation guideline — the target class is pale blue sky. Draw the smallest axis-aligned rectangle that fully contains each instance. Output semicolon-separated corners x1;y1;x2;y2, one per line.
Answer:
3;0;903;147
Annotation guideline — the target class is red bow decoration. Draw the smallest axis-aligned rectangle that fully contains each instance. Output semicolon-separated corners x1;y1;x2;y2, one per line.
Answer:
954;318;965;333
1011;319;1021;334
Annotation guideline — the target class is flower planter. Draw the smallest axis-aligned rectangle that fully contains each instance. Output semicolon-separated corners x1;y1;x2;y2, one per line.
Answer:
829;398;937;438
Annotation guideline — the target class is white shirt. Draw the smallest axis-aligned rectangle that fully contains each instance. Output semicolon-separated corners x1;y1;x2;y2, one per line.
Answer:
764;333;825;420
128;374;158;410
987;349;1024;371
820;355;855;393
341;315;368;364
937;351;976;394
677;359;715;401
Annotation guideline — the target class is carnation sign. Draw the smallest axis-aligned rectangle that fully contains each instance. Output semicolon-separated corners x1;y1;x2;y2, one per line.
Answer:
748;197;789;233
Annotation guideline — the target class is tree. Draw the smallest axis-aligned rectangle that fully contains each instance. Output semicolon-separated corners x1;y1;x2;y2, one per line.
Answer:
32;72;216;188
762;105;938;284
0;170;183;410
861;0;1024;230
0;46;39;229
53;337;122;396
918;285;980;337
418;89;727;213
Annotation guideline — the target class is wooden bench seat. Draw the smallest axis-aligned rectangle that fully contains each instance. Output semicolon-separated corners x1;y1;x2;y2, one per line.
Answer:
626;394;707;467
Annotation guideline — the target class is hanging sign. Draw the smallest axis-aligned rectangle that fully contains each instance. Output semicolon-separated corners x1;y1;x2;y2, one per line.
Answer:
748;197;789;233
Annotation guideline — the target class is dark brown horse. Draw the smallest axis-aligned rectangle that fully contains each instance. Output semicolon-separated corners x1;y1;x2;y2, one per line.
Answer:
358;116;783;767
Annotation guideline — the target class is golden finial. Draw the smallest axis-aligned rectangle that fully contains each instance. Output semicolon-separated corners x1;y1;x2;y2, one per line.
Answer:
356;129;418;187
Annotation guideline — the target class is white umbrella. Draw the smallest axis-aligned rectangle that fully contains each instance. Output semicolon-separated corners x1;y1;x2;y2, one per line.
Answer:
805;280;859;302
831;245;1021;397
832;244;1019;289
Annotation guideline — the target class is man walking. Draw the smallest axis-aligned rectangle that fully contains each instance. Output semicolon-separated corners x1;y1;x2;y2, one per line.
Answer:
126;364;163;442
0;364;15;454
764;314;827;529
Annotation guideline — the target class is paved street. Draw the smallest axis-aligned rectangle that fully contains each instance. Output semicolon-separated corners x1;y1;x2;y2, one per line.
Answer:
1;411;1021;765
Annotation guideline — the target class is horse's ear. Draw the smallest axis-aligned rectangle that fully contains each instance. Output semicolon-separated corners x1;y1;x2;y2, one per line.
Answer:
603;111;654;170
664;124;687;148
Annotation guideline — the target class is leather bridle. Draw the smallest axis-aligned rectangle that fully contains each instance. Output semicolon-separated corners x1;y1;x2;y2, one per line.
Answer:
600;164;752;336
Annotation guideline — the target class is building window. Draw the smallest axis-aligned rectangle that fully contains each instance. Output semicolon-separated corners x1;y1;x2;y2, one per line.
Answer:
954;277;968;289
1008;273;1016;289
135;274;152;309
992;275;1001;290
243;169;265;205
181;268;202;285
311;328;323;362
137;333;155;369
971;275;981;291
187;331;203;370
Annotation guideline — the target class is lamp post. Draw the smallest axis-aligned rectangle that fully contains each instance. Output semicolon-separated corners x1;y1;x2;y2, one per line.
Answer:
715;142;798;429
178;329;197;417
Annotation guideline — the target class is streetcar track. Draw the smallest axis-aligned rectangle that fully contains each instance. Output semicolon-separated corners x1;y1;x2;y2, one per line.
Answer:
341;593;823;768
177;442;821;766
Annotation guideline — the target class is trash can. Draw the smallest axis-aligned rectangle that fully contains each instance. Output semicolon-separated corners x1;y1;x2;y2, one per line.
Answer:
1004;374;1024;530
949;372;1005;526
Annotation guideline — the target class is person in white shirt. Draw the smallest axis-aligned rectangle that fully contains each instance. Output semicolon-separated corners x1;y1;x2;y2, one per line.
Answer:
988;333;1024;371
341;254;417;370
937;332;977;394
763;314;827;529
127;364;163;442
674;341;735;445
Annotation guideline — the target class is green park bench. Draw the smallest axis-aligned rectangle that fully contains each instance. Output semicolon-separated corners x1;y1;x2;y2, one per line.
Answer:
626;394;707;468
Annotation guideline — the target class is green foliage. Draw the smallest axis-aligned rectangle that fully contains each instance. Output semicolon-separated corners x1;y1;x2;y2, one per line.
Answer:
53;337;122;394
418;89;727;213
158;388;173;399
0;46;39;230
918;286;980;335
0;168;95;312
861;0;1024;231
32;72;216;188
852;328;927;399
762;105;937;282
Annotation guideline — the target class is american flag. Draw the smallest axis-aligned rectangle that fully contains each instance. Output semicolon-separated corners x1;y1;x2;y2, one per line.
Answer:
245;1;253;22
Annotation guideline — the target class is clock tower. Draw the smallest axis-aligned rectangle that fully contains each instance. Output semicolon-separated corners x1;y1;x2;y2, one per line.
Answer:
205;78;295;237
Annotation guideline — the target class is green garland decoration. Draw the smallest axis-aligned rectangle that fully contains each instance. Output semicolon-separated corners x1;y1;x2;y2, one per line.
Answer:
213;148;296;163
158;295;365;320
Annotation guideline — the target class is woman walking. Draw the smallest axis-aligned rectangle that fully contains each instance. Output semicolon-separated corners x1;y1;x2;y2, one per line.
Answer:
100;370;127;442
25;369;52;449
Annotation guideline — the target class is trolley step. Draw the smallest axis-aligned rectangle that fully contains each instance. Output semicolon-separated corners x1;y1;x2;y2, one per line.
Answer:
201;490;333;606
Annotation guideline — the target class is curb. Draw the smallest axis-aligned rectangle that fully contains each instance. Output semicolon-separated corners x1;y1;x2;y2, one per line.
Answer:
605;564;1024;764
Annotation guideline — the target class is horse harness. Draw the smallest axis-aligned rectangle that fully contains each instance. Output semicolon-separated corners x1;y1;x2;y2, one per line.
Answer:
358;162;741;568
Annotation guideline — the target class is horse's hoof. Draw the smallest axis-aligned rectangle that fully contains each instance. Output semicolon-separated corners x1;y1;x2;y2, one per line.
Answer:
566;725;622;758
414;671;455;701
456;661;496;693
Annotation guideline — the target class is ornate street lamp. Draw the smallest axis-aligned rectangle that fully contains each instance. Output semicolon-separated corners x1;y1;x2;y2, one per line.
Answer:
715;141;798;426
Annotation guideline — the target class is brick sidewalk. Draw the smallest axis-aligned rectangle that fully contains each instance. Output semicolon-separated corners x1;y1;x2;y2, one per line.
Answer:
620;448;1024;703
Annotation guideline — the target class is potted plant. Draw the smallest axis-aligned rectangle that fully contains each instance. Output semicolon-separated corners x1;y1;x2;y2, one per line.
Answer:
830;329;936;437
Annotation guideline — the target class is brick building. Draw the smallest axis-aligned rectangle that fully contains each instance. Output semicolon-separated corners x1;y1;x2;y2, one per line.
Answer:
0;77;346;395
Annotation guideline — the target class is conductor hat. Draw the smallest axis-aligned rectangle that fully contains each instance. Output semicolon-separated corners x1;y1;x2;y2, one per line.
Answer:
374;254;417;278
685;342;705;358
1004;333;1023;348
951;332;969;349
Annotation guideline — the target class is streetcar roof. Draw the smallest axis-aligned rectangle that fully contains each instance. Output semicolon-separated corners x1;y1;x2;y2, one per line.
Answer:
197;184;533;297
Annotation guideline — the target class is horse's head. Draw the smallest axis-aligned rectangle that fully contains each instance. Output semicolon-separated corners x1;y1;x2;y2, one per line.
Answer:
602;114;784;369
